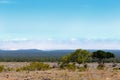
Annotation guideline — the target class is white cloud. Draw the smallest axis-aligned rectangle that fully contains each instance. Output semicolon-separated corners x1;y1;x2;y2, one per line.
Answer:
0;39;120;50
11;38;29;41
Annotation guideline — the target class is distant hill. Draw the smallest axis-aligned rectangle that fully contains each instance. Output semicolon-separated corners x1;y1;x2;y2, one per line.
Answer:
0;49;120;58
0;49;74;57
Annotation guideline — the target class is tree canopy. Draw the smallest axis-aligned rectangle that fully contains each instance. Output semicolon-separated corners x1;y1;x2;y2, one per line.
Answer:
92;50;115;60
61;49;91;64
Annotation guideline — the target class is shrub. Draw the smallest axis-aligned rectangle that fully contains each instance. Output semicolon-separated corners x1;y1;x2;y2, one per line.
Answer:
5;68;14;71
0;65;4;72
83;64;88;69
16;68;21;72
113;68;119;71
16;62;50;71
79;67;87;72
65;63;76;71
59;63;67;69
97;64;105;70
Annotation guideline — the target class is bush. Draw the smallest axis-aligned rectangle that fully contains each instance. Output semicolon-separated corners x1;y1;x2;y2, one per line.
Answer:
97;64;105;70
16;68;21;72
59;63;65;69
113;68;119;71
83;64;88;69
5;68;14;71
79;67;87;72
16;62;50;71
59;63;68;69
0;65;4;72
65;63;76;71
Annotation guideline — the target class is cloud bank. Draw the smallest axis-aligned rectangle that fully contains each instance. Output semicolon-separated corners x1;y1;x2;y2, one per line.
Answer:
0;38;120;50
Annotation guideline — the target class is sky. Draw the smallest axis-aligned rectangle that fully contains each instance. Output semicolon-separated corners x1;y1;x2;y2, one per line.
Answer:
0;0;120;50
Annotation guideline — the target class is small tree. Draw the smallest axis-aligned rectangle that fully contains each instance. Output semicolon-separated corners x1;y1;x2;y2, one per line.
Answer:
61;49;91;68
92;50;115;63
92;50;106;63
74;49;91;65
92;50;115;69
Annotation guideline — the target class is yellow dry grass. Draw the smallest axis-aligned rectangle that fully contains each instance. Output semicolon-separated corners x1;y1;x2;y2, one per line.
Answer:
0;62;120;80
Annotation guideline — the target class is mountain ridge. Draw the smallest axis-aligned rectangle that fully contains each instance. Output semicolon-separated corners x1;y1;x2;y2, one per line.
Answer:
0;49;119;57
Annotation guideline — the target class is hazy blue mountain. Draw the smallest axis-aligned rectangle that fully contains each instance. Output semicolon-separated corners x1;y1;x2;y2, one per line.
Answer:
0;49;74;57
0;49;119;57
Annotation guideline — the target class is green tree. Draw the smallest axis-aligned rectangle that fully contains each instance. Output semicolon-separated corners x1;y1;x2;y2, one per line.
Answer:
73;49;91;65
106;52;115;58
92;50;115;70
61;49;91;68
92;50;115;69
92;50;115;63
61;54;71;64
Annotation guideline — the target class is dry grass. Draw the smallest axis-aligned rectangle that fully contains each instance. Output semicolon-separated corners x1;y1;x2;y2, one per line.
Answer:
0;62;120;80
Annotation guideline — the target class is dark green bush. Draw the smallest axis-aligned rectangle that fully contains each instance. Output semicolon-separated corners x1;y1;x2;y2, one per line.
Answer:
83;64;88;69
0;65;4;72
16;68;21;72
97;64;105;70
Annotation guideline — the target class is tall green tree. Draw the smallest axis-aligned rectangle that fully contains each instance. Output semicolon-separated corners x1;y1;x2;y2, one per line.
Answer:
61;49;91;65
74;49;91;65
92;50;115;63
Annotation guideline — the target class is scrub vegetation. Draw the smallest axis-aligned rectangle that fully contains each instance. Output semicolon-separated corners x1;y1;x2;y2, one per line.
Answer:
0;49;119;80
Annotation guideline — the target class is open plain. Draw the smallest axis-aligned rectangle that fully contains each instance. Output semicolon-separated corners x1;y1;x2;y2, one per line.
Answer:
0;62;120;80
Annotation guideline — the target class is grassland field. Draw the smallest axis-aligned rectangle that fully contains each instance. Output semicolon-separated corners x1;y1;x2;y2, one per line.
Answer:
0;62;120;80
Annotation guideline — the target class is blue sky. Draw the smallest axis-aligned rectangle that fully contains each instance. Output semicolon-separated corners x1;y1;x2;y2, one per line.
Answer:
0;0;120;50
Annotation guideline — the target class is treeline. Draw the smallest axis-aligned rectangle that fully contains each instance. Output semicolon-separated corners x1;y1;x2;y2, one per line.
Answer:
0;49;120;62
0;56;61;62
0;56;120;62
